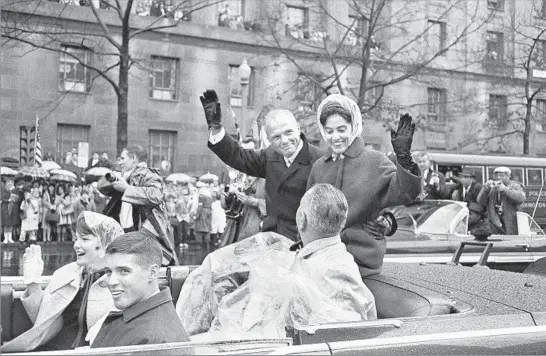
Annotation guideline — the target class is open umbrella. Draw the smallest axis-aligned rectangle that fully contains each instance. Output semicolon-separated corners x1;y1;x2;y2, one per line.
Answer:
166;173;193;184
50;173;77;183
85;167;112;183
199;172;219;184
20;166;50;180
41;161;61;171
50;169;77;180
1;167;19;177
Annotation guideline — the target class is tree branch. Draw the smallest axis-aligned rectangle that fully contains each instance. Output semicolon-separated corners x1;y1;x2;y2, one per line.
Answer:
2;33;120;95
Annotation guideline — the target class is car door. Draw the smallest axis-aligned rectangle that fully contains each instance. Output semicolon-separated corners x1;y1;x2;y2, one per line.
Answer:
521;212;546;262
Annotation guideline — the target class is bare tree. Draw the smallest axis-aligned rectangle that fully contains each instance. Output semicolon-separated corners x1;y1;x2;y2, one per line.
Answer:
2;0;220;154
459;4;546;155
260;0;492;142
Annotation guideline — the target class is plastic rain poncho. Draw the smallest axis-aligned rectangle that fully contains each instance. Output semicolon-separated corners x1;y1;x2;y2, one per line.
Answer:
177;233;376;341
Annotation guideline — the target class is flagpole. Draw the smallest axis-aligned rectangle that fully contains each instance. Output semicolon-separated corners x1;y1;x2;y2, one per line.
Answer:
34;115;39;167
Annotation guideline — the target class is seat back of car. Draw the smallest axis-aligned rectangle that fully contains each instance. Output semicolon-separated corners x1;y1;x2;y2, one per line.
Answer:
0;266;195;344
1;266;464;347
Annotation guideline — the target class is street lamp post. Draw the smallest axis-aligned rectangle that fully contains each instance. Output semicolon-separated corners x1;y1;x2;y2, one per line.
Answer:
238;59;251;141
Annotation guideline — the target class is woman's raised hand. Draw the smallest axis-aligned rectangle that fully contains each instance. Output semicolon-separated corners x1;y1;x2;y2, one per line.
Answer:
390;113;417;171
23;244;44;285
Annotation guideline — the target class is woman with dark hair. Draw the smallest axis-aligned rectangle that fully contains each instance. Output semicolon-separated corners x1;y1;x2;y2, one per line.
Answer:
306;94;422;277
1;212;124;352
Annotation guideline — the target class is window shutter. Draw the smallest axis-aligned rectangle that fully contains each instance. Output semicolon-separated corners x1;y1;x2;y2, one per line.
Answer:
86;50;94;93
59;51;66;91
170;59;177;100
149;59;155;98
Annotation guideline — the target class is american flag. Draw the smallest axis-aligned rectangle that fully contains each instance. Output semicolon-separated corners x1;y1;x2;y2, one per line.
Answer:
34;115;42;167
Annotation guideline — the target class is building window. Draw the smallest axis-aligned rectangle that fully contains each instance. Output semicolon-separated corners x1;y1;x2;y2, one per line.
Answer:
150;56;178;100
228;64;255;107
427;20;447;53
59;45;91;93
427;88;447;125
487;0;504;11
56;124;90;161
286;6;309;39
365;83;384;107
535;39;546;69
489;94;508;129
346;15;367;46
537;99;546;132
485;31;504;64
149;130;176;173
217;0;244;28
296;74;321;112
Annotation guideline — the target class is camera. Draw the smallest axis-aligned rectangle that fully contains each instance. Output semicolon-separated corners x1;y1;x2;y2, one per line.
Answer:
225;183;244;219
104;173;118;183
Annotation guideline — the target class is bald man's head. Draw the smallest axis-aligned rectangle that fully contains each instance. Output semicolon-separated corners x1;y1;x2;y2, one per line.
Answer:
264;110;302;158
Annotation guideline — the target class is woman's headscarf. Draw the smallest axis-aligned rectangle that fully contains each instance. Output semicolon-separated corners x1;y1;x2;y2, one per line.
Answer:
316;94;363;148
74;211;124;248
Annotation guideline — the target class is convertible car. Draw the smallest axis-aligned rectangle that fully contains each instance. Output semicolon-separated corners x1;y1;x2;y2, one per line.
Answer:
385;200;546;270
2;260;546;355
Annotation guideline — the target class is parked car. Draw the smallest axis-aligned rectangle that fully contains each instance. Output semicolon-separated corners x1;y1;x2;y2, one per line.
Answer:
384;200;546;269
2;262;546;355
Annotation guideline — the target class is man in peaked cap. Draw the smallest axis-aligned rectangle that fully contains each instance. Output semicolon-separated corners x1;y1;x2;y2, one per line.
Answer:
476;166;526;236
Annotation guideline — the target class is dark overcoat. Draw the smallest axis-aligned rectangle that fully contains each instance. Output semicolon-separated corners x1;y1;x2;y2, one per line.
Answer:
307;137;422;277
209;133;324;241
91;288;191;349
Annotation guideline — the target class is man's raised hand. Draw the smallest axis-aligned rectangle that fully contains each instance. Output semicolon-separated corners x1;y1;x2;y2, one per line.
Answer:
199;89;222;130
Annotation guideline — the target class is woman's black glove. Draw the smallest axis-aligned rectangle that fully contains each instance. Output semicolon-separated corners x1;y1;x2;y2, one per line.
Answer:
391;113;417;172
199;89;222;130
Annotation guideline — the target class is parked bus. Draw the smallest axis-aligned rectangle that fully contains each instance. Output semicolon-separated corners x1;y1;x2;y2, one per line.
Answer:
426;152;546;228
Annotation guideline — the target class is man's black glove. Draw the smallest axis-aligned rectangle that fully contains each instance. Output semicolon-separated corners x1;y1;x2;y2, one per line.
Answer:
391;113;417;172
199;89;222;130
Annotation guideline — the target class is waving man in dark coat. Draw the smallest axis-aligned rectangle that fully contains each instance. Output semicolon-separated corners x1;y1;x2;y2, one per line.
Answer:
201;89;325;241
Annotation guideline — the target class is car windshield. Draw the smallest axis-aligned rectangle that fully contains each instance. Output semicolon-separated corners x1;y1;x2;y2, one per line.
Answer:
391;201;464;235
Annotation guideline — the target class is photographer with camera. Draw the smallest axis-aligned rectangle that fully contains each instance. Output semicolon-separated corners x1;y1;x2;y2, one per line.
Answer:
476;166;526;236
413;151;448;200
98;146;177;266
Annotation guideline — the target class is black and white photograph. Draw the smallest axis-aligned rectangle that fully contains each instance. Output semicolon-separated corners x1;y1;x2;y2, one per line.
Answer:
1;0;546;354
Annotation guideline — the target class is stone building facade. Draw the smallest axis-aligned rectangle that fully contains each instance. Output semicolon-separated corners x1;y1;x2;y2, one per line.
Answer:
2;0;546;176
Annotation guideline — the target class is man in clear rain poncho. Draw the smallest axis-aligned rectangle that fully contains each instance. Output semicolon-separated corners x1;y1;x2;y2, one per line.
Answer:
177;183;376;340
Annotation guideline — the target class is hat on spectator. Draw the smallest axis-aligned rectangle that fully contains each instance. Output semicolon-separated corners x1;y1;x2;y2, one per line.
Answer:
494;166;511;175
457;169;476;178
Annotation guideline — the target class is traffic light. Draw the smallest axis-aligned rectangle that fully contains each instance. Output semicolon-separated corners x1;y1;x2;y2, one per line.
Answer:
19;126;36;166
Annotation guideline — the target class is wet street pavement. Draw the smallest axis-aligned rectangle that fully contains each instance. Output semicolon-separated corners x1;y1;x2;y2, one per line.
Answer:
1;242;209;276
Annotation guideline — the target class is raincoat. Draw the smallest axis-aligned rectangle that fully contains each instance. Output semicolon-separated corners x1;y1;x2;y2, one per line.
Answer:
1;213;124;352
177;233;377;341
99;163;177;265
307;94;422;277
206;235;377;340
